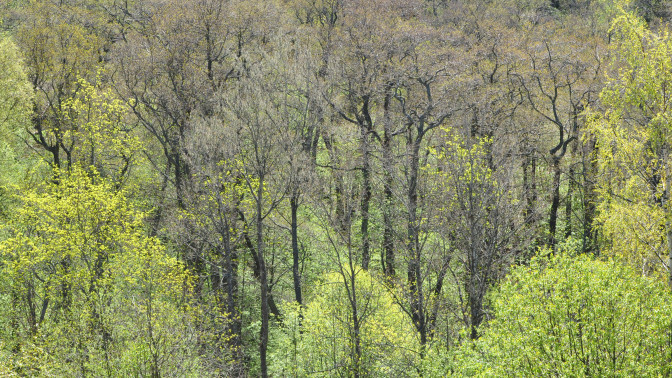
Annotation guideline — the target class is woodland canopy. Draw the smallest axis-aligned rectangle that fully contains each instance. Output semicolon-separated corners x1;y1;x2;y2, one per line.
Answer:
2;0;672;376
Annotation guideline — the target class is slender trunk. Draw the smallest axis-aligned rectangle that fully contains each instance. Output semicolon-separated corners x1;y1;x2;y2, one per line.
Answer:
10;290;19;352
210;261;222;297
257;178;269;378
60;257;71;312
667;221;672;289
382;89;395;277
467;188;482;340
358;105;373;269
467;257;488;341
343;97;375;265
26;283;37;337
523;154;538;225
666;163;672;289
353;320;362;378
323;131;347;234
211;253;235;363
582;136;598;254
225;253;241;342
360;154;371;270
468;277;482;340
428;260;449;340
219;224;242;357
290;194;302;305
174;153;187;210
407;137;426;348
349;260;362;377
383;175;395;277
548;157;561;250
565;166;574;239
523;157;530;216
531;157;538;211
240;211;282;318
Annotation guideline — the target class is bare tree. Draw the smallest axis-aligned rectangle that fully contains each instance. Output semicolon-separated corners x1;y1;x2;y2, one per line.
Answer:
512;23;603;251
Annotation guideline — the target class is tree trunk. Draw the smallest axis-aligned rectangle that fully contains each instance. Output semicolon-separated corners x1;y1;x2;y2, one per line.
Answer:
582;135;598;254
256;179;269;378
468;275;481;340
565;166;574;239
323;131;347;234
523;154;538;220
348;262;362;378
382;89;395;277
548;157;561;250
667;216;672;289
240;211;282;319
428;259;449;340
219;228;242;357
360;154;372;270
358;102;373;270
290;194;302;305
666;163;672;289
467;193;483;340
407;136;427;349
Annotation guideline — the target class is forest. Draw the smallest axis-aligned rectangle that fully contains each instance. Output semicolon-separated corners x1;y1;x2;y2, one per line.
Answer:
2;0;672;376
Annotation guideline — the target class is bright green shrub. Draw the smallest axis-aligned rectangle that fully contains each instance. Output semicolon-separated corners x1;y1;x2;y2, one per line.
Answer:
454;253;672;377
270;270;420;376
0;167;201;376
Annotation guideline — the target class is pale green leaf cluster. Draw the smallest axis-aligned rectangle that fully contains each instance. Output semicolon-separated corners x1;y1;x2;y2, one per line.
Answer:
427;133;498;215
60;75;141;180
0;35;31;133
588;6;672;274
0;35;37;195
270;270;420;377
454;253;672;377
0;166;200;376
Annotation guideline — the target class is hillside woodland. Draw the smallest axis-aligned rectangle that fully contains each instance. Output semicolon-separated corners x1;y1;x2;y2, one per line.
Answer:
3;0;672;376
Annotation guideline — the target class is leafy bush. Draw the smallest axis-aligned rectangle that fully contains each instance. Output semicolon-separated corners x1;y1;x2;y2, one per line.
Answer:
270;270;420;376
0;167;201;376
454;253;672;376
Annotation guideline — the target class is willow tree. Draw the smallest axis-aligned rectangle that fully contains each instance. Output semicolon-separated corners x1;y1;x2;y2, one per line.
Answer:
588;7;672;283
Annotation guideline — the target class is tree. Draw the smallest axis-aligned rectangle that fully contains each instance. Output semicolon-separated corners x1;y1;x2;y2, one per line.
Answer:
175;157;250;374
324;0;399;271
270;271;419;376
454;253;672;376
221;45;295;376
0;35;34;213
512;17;604;251
430;133;522;340
390;20;460;351
15;0;108;170
0;166;198;376
588;6;672;283
0;35;32;136
60;76;140;182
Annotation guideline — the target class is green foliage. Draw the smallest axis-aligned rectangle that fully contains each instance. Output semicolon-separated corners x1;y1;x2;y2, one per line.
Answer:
428;133;498;214
0;35;37;211
0;35;31;134
3;0;670;376
270;270;420;376
587;6;672;275
453;253;672;376
0;167;200;376
60;75;141;180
